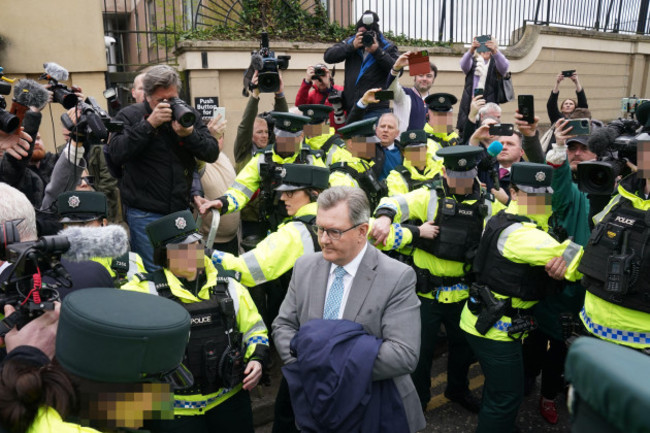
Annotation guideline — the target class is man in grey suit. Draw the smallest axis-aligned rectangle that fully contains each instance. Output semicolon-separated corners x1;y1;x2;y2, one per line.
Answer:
272;186;426;433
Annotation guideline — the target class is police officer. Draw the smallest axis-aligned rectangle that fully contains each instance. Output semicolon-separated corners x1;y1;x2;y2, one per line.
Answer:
372;145;491;413
459;162;584;433
329;117;387;209
424;92;461;147
577;134;650;352
385;129;444;196
210;112;325;233
0;288;191;432
211;164;328;290
121;210;269;432
57;190;145;287
297;104;348;166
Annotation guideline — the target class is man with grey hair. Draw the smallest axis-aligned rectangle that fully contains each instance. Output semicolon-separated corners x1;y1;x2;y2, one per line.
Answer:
108;65;219;271
273;186;426;433
0;183;113;297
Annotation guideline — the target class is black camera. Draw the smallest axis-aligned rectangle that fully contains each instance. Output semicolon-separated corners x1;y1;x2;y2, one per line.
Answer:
167;97;196;128
0;69;19;134
311;64;327;81
328;89;346;126
362;30;377;48
0;220;66;336
577;120;641;195
50;82;78;109
61;96;124;144
250;32;291;94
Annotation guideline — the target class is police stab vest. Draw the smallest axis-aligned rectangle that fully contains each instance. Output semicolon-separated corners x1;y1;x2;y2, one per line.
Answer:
578;198;650;313
137;265;242;394
395;165;441;192
473;211;560;300
414;193;488;264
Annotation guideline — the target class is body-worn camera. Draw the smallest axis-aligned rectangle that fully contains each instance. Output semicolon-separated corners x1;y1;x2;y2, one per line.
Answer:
362;30;377;48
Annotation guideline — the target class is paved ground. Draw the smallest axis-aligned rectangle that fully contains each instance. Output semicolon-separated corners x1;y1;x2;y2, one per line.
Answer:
252;346;572;433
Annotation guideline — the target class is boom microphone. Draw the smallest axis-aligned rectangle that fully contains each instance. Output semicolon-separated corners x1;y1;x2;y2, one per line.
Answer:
43;62;69;82
587;126;618;157
59;225;129;262
13;79;50;109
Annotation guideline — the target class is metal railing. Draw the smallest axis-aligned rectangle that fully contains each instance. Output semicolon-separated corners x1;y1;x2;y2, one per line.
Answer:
102;0;650;73
328;0;650;46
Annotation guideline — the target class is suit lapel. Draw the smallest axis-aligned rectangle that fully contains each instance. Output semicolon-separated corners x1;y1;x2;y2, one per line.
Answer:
343;244;378;321
309;255;331;319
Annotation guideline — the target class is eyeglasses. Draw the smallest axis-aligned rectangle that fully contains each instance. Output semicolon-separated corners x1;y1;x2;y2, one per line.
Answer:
76;176;95;187
314;223;360;240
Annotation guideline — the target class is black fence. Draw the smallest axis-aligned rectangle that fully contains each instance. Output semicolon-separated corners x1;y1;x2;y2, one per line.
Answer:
102;0;650;73
331;0;650;46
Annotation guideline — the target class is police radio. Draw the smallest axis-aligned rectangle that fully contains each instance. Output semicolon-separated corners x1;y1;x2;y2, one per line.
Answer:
605;230;638;297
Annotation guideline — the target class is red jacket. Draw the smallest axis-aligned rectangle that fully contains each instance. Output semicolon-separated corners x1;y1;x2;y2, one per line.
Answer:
295;80;345;131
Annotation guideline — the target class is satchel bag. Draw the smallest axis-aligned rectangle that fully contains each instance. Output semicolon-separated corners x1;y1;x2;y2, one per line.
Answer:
496;72;514;104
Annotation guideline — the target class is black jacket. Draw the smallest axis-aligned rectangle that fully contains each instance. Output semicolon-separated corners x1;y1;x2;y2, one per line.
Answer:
457;59;500;133
324;33;398;114
107;102;219;214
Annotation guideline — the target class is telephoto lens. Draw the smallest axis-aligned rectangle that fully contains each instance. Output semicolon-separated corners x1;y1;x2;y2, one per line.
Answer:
169;97;196;128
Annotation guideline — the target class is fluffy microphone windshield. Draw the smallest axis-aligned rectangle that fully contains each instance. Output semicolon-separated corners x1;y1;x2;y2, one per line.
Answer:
43;62;69;82
14;79;50;109
60;225;129;262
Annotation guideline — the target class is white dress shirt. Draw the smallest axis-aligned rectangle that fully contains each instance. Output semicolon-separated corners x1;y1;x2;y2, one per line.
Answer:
323;242;368;319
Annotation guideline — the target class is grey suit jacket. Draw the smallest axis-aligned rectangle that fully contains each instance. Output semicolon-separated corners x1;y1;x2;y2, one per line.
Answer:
272;244;426;433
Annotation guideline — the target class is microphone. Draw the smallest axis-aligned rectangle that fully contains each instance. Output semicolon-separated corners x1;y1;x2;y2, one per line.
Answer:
59;225;129;262
43;62;69;82
250;53;264;71
587;126;618;157
486;140;503;190
13;79;50;109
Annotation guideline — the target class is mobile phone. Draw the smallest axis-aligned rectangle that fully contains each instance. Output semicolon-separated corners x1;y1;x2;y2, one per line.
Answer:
474;88;484;97
488;123;514;136
476;34;491;53
408;50;430;76
562;70;576;77
566;118;591;136
518;95;535;124
374;90;394;101
213;106;226;121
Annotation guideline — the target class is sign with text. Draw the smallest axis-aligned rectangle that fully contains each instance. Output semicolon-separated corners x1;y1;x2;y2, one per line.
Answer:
194;96;219;120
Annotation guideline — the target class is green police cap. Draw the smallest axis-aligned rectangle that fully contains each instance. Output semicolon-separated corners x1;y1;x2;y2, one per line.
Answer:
400;129;428;147
436;145;483;178
146;210;202;249
56;288;191;384
275;164;330;192
510;162;554;193
298;104;334;124
338;117;379;140
57;191;107;223
425;93;458;112
270;112;311;133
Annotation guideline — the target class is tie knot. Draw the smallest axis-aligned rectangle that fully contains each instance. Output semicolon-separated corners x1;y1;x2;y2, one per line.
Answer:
334;266;346;278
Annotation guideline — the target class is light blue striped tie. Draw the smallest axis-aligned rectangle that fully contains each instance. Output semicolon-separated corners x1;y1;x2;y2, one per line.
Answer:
323;266;347;320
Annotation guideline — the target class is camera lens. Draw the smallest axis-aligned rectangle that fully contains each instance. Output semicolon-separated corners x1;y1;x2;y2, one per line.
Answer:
169;97;196;128
0;109;20;134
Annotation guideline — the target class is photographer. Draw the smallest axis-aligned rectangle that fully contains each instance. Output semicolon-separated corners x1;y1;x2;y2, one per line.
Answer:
295;64;344;131
323;10;398;116
547;71;589;125
107;65;219;272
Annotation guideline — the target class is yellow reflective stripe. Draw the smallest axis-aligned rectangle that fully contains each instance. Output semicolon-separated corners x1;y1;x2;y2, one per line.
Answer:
593;194;621;225
497;223;523;255
242;251;267;286
426;189;438;222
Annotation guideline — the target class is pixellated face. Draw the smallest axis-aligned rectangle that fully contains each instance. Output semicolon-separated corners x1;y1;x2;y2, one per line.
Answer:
166;241;204;281
346;137;376;160
404;145;427;170
638;139;650;178
275;135;302;155
517;192;552;215
428;111;454;134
